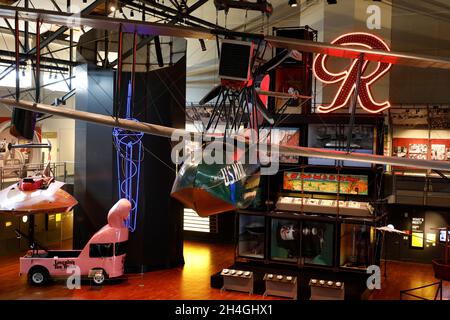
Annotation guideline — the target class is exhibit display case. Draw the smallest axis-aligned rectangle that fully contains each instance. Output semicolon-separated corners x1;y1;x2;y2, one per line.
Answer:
237;214;265;259
301;221;334;266
340;223;376;270
270;218;300;262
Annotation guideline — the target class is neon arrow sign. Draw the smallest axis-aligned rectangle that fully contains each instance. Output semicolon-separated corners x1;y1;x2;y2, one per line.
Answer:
313;32;392;113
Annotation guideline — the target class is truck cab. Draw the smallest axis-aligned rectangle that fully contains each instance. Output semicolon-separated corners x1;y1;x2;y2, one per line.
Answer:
20;199;131;285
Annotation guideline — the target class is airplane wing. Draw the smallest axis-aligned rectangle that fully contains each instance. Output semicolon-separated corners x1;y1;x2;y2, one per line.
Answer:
376;226;406;234
2;98;450;172
0;180;78;215
1;5;450;70
265;35;450;70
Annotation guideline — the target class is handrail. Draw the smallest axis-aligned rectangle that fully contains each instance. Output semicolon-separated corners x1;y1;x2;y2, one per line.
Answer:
0;161;72;186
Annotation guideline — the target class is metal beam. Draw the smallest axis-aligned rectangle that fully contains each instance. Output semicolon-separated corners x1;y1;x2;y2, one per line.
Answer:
0;0;105;80
121;0;222;30
108;20;177;68
187;0;208;14
3;18;25;51
0;49;78;66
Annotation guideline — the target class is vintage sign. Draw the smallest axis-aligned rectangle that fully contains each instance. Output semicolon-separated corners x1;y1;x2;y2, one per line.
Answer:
283;172;369;195
313;32;391;114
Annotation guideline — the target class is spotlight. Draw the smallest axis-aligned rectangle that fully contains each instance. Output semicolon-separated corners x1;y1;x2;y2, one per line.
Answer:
327;0;337;3
83;0;87;3
130;10;134;17
21;69;26;77
288;0;298;7
22;215;28;223
110;5;116;12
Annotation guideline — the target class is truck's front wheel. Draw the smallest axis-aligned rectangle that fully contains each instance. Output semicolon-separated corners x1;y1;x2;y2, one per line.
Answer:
28;267;49;286
91;269;107;285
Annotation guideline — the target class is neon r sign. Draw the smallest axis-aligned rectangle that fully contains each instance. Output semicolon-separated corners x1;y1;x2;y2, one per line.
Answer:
313;32;392;113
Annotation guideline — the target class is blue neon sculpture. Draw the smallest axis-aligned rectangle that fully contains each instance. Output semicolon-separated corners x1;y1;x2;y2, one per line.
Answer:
113;81;143;232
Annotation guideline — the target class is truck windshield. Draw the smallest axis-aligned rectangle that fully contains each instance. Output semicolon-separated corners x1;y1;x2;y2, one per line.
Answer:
115;241;128;256
89;243;114;258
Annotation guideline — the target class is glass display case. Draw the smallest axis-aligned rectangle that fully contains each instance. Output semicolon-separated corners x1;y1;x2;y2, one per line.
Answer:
238;214;265;259
270;218;300;262
340;223;375;270
301;221;334;266
307;124;375;167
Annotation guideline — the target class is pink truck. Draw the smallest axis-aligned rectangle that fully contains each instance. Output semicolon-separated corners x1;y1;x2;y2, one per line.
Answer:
20;199;131;286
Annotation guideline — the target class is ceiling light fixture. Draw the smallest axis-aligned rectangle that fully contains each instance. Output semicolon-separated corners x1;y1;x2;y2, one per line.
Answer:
289;0;298;7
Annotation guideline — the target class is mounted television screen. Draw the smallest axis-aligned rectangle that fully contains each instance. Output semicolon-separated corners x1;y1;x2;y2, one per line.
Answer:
439;230;450;242
307;124;374;168
260;127;300;163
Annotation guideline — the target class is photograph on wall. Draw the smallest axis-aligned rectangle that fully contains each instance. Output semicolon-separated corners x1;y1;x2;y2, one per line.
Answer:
259;127;300;164
393;146;407;158
408;143;428;160
283;172;369;195
431;144;446;161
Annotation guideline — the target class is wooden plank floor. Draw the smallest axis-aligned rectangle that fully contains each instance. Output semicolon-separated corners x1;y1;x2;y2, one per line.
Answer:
0;240;447;300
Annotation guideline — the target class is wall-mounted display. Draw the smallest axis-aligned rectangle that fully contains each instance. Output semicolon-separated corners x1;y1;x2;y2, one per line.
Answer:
238;215;265;259
283;172;369;195
426;233;437;247
408;143;428;160
439;230;450;243
431;144;446;161
307;124;374;167
411;217;425;249
271;219;300;262
301;221;334;266
392;137;450;163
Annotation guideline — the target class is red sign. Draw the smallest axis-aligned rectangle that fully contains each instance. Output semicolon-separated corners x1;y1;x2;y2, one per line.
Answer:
313;32;392;114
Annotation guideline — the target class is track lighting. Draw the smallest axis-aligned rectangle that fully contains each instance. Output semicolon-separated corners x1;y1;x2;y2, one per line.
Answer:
288;0;298;7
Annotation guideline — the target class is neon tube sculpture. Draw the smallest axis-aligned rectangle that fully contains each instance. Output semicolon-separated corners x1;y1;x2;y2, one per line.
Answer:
113;81;143;232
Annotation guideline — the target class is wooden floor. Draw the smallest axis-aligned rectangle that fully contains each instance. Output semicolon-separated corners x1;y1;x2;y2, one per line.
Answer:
0;240;448;300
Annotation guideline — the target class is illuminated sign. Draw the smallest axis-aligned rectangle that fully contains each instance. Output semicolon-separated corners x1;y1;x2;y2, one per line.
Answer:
283;172;369;195
313;32;391;114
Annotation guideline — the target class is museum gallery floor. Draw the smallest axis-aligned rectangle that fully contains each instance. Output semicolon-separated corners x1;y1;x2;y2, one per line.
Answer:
0;240;447;300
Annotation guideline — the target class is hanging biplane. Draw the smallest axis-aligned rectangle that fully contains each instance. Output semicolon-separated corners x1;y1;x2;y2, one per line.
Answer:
0;5;450;217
